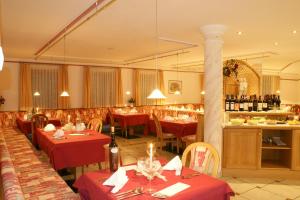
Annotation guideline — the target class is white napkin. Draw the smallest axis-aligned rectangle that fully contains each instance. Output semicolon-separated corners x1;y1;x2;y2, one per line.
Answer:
164;116;174;121
103;167;129;193
44;124;56;132
152;182;190;198
53;129;64;138
163;156;182;176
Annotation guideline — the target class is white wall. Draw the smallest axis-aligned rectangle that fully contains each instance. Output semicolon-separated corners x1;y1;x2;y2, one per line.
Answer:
68;65;84;108
121;68;133;105
0;62;19;111
280;80;300;104
163;71;201;104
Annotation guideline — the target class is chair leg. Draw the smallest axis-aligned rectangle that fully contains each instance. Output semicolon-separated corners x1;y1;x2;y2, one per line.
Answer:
98;162;102;170
81;166;84;175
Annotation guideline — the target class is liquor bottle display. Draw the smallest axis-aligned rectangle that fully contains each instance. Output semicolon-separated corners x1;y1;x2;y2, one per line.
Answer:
109;126;119;172
225;94;281;112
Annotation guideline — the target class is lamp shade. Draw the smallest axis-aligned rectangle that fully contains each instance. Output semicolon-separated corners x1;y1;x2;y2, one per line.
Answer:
147;88;166;99
60;91;69;97
0;47;4;71
33;91;40;96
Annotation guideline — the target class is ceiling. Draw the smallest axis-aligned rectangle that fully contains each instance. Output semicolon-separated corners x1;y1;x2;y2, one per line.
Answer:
2;0;300;73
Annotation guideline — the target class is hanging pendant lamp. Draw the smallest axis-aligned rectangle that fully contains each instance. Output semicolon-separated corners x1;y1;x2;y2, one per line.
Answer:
0;46;4;71
147;0;166;100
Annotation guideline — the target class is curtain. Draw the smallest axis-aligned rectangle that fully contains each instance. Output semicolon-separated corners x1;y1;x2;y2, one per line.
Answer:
19;63;32;110
58;64;70;108
83;67;91;108
158;70;165;105
90;68;116;107
133;69;141;106
262;75;280;95
200;73;204;104
115;68;123;106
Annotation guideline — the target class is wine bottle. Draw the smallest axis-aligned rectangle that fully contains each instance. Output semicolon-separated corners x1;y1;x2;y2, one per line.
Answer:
230;95;235;111
243;96;249;111
277;95;281;110
248;95;253;112
225;95;230;111
239;95;244;111
263;95;268;111
234;95;239;111
267;94;273;110
258;96;263;112
253;95;258;112
109;126;119;172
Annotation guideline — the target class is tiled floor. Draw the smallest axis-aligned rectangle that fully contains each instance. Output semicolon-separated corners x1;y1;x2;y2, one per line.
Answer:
70;134;300;200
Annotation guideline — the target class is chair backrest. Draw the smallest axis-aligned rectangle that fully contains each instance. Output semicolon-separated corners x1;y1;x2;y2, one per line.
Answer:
107;108;115;127
55;110;63;119
182;142;220;177
31;114;49;130
87;118;103;133
152;114;163;140
196;114;204;142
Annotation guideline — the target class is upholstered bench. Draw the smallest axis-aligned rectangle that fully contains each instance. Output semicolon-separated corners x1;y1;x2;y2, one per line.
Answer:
0;128;79;200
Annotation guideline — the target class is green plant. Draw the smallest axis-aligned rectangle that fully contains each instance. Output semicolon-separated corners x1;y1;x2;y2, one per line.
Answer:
128;97;135;104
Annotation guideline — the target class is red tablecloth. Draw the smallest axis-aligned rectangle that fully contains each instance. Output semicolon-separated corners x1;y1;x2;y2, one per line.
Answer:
16;116;61;135
113;113;150;135
149;120;197;138
35;129;111;170
74;167;234;200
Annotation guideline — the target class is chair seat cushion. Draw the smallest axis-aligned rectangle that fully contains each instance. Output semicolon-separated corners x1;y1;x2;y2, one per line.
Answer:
182;134;196;142
162;133;176;138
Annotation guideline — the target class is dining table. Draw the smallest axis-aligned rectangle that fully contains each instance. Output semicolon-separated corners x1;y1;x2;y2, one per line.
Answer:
74;166;234;200
35;128;111;170
16;116;61;136
149;119;197;138
113;113;150;136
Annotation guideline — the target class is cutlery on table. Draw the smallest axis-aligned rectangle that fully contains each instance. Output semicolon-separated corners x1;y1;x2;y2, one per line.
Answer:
114;187;143;200
181;172;201;179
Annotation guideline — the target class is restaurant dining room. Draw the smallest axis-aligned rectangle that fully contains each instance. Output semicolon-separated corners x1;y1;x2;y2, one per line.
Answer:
1;0;300;199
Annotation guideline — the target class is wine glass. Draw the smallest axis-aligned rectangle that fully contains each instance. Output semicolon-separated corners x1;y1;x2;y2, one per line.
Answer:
143;159;162;193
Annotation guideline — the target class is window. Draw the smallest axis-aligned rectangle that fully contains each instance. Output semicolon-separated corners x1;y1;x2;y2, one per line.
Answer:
31;64;59;108
139;70;156;105
90;68;117;107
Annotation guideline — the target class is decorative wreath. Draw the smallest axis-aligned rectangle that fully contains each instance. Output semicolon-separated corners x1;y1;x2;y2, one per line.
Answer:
223;59;239;79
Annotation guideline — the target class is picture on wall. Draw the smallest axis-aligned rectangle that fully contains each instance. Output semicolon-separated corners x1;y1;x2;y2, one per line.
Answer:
168;80;182;94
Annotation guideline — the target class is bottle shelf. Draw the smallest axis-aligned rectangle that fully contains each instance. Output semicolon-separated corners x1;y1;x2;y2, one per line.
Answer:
261;144;291;150
261;160;290;169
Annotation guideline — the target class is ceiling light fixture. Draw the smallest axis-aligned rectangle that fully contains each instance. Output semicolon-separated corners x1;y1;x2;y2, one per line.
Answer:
33;91;41;96
0;16;4;71
60;91;70;97
237;31;242;35
147;0;166;100
274;42;279;46
292;30;297;34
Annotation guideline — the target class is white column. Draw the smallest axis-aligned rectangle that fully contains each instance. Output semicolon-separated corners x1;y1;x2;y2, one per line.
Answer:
200;24;226;163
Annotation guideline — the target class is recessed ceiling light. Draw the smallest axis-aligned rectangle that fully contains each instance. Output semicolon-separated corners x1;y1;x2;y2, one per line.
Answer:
237;31;242;35
292;30;297;34
274;42;279;46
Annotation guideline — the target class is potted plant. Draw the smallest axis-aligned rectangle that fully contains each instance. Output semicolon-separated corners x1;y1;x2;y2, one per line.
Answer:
0;96;5;107
128;97;135;107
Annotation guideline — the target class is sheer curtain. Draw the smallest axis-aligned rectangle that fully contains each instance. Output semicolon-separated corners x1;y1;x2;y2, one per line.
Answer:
262;75;280;95
83;67;91;108
19;63;32;110
31;64;58;108
133;69;141;106
90;68;117;107
58;65;70;108
139;70;157;105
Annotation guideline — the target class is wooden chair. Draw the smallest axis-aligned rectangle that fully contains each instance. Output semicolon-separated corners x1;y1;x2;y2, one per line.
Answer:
152;114;179;154
31;114;48;146
87;118;102;133
107;108;123;135
182;114;204;147
182;142;220;177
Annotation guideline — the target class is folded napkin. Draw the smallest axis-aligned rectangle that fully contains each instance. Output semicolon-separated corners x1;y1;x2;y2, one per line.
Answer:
53;129;64;138
129;108;138;113
164;116;174;121
103;167;129;193
63;123;74;131
23;114;28;120
44;124;56;132
163;155;182;176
